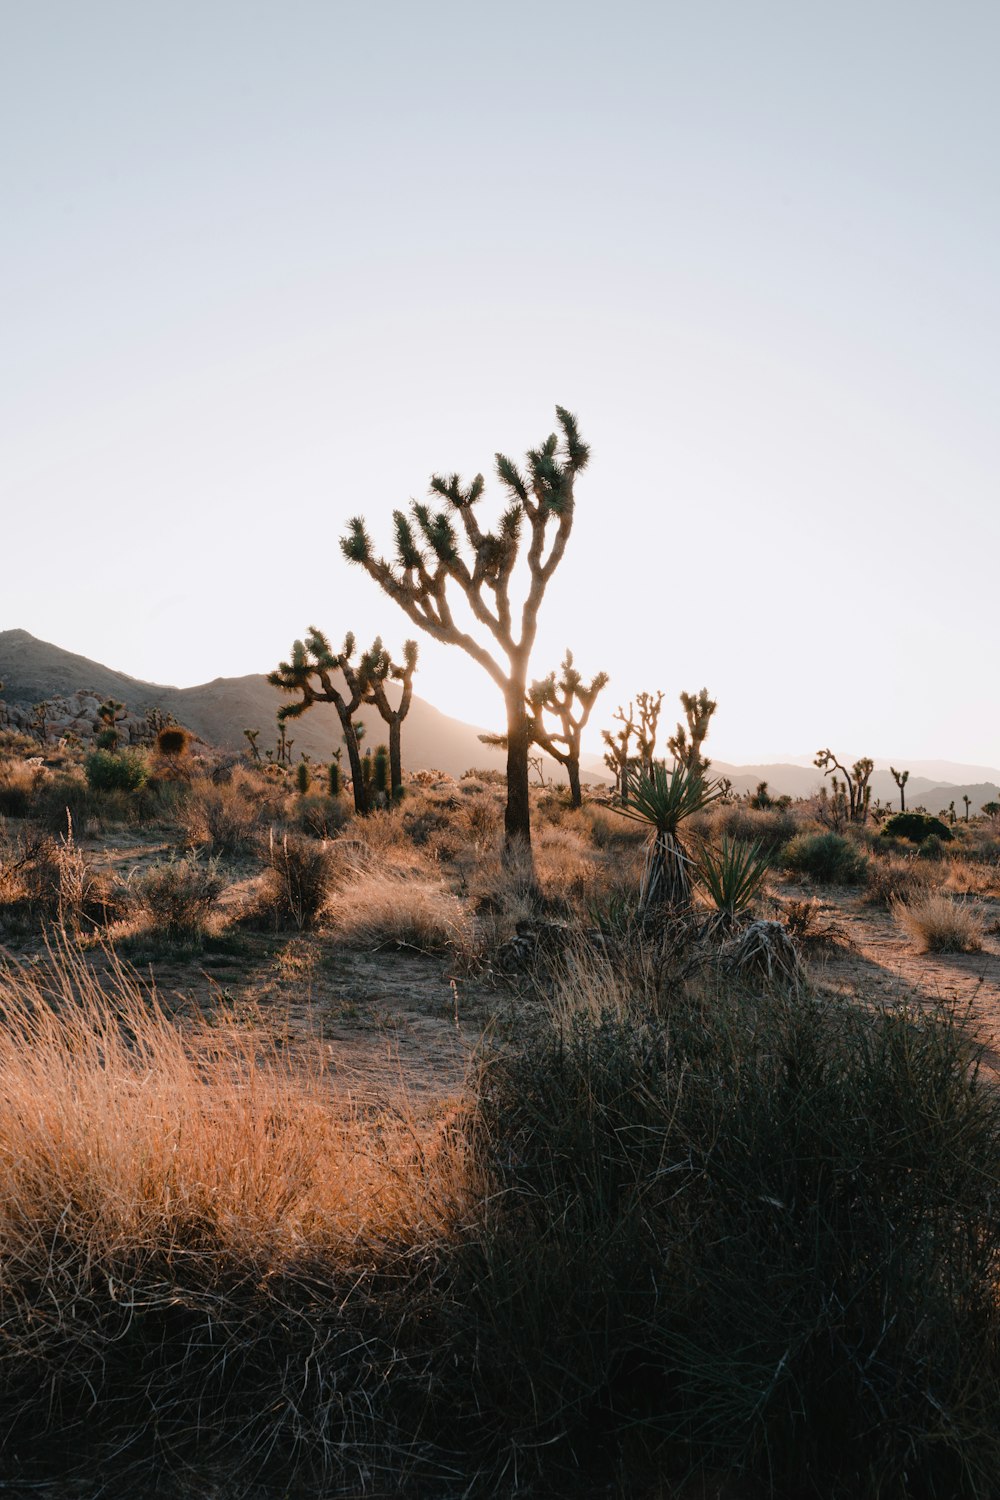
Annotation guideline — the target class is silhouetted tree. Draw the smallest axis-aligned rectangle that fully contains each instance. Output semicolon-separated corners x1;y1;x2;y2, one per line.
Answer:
480;649;608;809
890;766;909;812
602;702;637;802
358;636;418;802
269;629;370;814
815;748;874;824
341;406;589;851
667;687;717;773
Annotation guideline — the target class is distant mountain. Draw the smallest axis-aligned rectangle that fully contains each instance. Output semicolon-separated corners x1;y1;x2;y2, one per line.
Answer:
3;631;997;800
0;629;584;782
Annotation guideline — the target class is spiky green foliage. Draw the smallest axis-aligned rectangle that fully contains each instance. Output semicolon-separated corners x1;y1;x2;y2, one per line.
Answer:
295;761;311;796
613;763;721;910
340;407;590;850
327;761;341;798
696;836;771;925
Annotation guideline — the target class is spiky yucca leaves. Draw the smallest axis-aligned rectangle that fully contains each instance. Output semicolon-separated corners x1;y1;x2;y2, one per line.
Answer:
341;407;590;851
613;763;721;911
696;835;771;932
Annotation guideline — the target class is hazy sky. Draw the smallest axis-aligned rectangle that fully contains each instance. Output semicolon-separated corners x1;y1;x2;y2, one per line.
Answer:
3;2;998;765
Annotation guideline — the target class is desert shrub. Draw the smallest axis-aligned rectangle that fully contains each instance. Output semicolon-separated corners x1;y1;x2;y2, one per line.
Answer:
919;833;945;861
155;725;191;758
179;772;278;857
863;852;933;908
329;871;472;952
84;749;148;794
882;811;953;844
895;893;984;954
693;801;798;857
782;831;866;884
0;759;38;817
463;961;1000;1495
128;854;223;942
262;831;336;930
0;830;117;933
293;793;349;840
461;766;506;786
696;836;771;926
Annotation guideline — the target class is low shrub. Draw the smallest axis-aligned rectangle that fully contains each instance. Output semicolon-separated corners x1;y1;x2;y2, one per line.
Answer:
895;893;984;954
293;793;349;840
881;812;953;844
179;772;279;857
464;962;1000;1495
782;831;867;883
262;831;336;930
693;801;798;857
862;852;933;908
84;749;148;793
128;854;223;943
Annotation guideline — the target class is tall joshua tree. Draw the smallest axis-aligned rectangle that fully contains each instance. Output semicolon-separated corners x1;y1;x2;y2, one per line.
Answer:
341;406;589;850
890;766;909;812
357;636;418;802
602;702;636;802
269;629;371;815
667;688;717;774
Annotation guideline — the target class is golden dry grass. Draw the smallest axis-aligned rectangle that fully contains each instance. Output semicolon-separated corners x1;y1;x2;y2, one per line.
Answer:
327;867;473;952
894;892;985;954
0;943;467;1274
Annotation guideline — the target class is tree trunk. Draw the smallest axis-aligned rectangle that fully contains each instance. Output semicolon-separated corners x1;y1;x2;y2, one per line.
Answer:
338;718;369;815
504;684;532;851
388;717;403;802
567;757;582;809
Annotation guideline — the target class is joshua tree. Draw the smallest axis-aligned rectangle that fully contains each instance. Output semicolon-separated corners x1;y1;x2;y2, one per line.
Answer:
96;699;127;751
243;728;262;763
602;702;637;802
527;651;608;808
815;749;874;824
340;406;590;851
963;795;971;823
481;650;608;808
635;691;664;775
667;687;717;774
890;766;909;812
357;636;418;802
269;629;371;815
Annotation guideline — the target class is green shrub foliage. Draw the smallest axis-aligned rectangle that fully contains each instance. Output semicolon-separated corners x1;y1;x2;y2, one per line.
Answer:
782;831;867;883
882;812;954;844
84;750;148;793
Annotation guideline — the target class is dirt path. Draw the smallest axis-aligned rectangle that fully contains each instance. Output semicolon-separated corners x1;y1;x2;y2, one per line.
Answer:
786;880;1000;1064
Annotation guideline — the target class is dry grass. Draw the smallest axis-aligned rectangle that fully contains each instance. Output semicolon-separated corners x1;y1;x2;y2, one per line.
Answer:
0;943;469;1479
895;892;985;953
863;852;933;908
179;767;284;856
329;868;473;952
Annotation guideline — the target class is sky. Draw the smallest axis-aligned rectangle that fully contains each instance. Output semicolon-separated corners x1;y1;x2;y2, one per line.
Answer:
3;1;998;766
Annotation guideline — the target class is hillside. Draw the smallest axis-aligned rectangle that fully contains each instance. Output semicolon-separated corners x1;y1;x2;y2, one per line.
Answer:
0;629;563;782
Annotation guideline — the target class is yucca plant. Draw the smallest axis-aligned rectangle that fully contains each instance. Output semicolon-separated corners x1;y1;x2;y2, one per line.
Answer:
696;835;771;932
612;761;720;911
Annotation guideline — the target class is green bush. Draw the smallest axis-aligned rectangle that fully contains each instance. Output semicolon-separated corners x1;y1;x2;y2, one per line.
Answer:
918;833;946;861
463;972;1000;1496
782;831;866;883
84;749;148;793
881;812;953;844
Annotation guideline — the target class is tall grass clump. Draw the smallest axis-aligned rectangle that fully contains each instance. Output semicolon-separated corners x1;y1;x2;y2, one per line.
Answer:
459;950;1000;1496
0;945;467;1490
896;892;985;953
